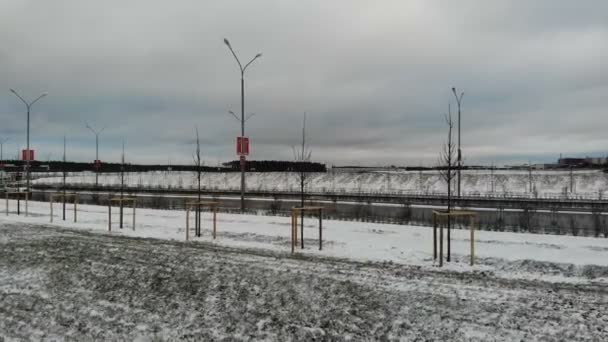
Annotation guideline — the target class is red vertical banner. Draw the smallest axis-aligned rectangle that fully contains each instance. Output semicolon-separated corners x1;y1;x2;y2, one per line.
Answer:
22;149;35;161
237;137;250;155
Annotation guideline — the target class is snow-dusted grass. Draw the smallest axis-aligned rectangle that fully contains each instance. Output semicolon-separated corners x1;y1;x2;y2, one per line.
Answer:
2;199;608;284
2;212;608;339
33;169;608;199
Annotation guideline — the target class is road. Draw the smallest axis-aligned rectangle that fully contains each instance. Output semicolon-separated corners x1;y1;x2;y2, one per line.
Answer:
0;223;606;340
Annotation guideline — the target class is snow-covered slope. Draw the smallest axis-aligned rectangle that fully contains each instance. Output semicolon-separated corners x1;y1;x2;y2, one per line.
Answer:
33;169;608;198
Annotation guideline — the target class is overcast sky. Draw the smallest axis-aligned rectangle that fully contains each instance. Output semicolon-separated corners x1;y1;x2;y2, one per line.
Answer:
0;0;606;166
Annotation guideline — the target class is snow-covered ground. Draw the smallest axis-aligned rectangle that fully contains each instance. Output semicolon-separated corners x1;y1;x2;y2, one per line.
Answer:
2;201;608;339
33;169;608;199
2;200;607;284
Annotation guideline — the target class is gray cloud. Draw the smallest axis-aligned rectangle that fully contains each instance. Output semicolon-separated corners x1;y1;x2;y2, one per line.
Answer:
0;0;606;166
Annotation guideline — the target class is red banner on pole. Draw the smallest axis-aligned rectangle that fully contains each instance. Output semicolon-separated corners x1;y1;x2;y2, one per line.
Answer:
21;149;35;161
237;137;250;156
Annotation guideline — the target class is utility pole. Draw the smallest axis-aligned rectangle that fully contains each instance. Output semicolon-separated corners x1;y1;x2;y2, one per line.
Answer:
194;128;202;237
10;89;48;216
451;87;464;199
0;138;7;188
0;137;8;166
85;123;105;188
62;136;67;220
120;141;125;229
224;38;262;212
0;138;8;164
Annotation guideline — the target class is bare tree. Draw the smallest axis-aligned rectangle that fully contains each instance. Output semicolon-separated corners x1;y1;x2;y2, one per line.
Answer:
62;135;67;221
120;140;125;229
193;128;203;237
490;162;495;194
292;113;312;248
438;104;457;262
528;160;533;194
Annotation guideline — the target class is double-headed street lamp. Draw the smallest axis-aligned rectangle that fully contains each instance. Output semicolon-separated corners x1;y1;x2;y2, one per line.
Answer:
85;123;106;187
451;87;464;199
224;38;262;211
10;89;48;216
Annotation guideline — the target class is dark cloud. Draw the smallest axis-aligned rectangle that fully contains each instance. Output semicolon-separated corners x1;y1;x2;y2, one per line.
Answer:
0;0;606;166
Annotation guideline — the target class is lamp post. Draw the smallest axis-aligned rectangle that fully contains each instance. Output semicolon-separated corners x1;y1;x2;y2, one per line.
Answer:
224;38;262;212
0;137;8;166
85;123;106;187
10;89;48;216
451;87;464;199
0;138;7;186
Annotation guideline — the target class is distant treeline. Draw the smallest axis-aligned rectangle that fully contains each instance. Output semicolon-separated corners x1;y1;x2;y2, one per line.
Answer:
0;160;227;173
0;159;327;173
223;160;327;172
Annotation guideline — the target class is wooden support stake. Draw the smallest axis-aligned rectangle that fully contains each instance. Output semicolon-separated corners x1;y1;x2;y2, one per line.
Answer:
74;198;77;223
319;208;323;251
108;202;112;232
433;213;437;260
439;219;444;267
470;216;475;266
291;212;296;254
213;206;217;239
132;201;136;231
186;207;190;241
300;209;304;250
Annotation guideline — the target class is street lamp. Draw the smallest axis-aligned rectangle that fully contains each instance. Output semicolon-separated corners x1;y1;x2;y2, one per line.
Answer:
228;110;255;123
85;123;106;187
451;87;464;199
224;38;262;212
0;137;8;186
10;89;48;216
0;137;8;165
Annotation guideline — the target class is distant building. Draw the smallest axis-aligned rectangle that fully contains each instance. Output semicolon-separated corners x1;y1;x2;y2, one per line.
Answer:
585;157;608;166
532;163;559;169
558;158;589;167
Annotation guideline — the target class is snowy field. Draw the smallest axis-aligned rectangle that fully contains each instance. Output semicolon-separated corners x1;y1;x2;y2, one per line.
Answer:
1;201;608;339
33;169;608;199
2;200;608;283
